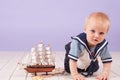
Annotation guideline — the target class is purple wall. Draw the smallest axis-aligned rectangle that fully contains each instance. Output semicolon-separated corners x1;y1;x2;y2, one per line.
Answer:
0;0;120;51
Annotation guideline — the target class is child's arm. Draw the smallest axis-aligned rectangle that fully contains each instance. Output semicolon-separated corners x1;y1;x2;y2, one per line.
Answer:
69;59;85;80
96;62;112;80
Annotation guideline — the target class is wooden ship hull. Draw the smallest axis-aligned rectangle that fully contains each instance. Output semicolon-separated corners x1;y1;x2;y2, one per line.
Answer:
24;65;55;75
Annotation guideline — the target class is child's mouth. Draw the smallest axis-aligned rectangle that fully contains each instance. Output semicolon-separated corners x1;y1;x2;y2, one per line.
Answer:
94;39;98;42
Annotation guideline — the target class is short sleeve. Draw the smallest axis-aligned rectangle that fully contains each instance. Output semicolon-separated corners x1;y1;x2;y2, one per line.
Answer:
68;39;82;61
99;46;112;63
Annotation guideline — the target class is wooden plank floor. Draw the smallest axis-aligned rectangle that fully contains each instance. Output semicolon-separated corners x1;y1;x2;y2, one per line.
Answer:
0;51;120;80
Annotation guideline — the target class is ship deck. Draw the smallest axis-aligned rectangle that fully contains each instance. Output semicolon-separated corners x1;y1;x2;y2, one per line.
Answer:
0;51;120;80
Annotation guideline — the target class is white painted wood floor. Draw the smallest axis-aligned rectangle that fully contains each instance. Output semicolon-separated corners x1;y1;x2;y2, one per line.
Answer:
0;51;120;80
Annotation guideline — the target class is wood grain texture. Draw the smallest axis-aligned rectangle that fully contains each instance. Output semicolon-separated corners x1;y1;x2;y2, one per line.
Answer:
0;51;120;80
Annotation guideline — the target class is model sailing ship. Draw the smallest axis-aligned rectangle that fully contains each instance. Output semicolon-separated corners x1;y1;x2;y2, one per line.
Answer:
24;42;55;75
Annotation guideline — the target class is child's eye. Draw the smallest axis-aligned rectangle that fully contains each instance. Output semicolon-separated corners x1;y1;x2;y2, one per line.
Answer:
99;32;104;35
91;30;95;33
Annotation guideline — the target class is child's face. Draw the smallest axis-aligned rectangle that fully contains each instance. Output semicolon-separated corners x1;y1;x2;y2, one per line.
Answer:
84;22;108;47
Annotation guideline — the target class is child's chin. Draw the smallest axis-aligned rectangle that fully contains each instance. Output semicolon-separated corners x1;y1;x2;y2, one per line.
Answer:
91;43;98;46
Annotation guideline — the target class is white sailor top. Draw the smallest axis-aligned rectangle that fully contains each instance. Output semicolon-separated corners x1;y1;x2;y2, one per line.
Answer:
68;33;112;69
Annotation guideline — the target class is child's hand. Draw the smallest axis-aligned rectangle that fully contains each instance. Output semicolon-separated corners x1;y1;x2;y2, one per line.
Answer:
96;72;109;80
72;74;85;80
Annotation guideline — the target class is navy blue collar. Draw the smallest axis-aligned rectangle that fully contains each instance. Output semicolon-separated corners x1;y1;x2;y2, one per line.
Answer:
72;33;108;59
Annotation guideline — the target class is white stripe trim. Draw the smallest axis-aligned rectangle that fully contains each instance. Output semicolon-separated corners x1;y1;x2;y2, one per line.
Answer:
102;58;112;62
68;54;78;60
95;40;108;57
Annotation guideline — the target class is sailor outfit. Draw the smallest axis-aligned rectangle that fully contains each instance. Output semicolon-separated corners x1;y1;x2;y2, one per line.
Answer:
64;33;112;74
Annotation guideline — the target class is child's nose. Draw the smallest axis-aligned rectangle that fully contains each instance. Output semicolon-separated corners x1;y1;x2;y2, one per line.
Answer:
95;33;99;38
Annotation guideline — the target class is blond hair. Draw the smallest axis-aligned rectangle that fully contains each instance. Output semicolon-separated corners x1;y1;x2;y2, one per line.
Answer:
84;12;110;32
